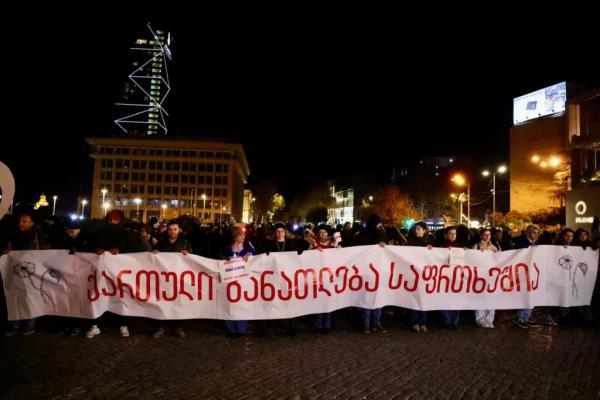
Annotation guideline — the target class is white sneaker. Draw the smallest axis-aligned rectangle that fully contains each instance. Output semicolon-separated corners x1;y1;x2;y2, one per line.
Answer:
86;325;101;339
119;326;130;338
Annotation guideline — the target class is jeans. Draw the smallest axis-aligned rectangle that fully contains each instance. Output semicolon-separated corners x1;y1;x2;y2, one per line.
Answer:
360;308;382;328
517;308;532;322
409;310;427;325
314;313;331;329
7;318;36;332
441;310;460;325
225;320;248;334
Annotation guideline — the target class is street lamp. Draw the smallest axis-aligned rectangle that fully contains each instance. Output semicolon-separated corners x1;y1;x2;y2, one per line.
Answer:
451;174;470;227
201;193;207;220
481;165;507;227
52;195;58;216
102;202;110;215
81;199;88;219
101;188;108;216
134;198;142;219
161;203;167;220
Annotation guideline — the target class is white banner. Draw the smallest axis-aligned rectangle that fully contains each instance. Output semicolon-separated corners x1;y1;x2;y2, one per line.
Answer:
1;245;598;320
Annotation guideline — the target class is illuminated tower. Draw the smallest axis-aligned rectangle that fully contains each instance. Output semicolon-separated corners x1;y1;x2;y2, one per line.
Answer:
114;24;172;136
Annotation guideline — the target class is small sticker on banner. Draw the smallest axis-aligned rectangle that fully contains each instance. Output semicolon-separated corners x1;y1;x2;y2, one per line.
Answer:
219;257;248;282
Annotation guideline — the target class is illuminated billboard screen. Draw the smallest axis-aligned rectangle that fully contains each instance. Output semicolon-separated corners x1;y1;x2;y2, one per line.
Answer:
513;81;566;124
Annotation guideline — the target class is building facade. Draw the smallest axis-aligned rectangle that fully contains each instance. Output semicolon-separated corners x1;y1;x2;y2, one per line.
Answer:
86;137;250;222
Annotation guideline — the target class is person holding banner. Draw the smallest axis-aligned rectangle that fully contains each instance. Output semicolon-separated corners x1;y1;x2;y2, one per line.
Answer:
310;224;340;334
3;213;50;336
263;223;301;336
512;225;541;329
406;221;432;333
222;225;256;337
86;210;146;339
472;228;498;328
151;220;192;339
353;215;387;334
437;226;461;329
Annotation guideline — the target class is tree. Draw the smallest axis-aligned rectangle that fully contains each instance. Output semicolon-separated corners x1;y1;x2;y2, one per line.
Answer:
505;210;531;231
306;206;328;224
252;180;278;223
288;182;335;223
370;185;422;227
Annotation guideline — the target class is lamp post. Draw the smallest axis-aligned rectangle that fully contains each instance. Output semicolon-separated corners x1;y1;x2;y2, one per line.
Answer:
81;199;88;219
52;195;58;216
201;193;206;221
482;165;507;227
134;198;142;220
161;203;167;220
101;188;108;217
451;174;470;228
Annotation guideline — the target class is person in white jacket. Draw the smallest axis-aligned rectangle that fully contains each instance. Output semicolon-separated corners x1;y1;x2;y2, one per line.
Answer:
472;228;499;328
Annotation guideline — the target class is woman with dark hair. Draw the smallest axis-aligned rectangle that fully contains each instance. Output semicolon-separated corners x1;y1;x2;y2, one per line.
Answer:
222;226;256;337
437;226;462;329
572;228;594;249
555;228;575;246
472;228;498;328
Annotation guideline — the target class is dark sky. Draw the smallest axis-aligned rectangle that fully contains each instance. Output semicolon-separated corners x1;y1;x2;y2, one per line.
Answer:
2;8;599;214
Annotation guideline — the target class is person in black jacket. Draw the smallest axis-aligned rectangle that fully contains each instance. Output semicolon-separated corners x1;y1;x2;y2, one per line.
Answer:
262;223;301;336
3;213;50;336
86;210;146;339
151;220;192;338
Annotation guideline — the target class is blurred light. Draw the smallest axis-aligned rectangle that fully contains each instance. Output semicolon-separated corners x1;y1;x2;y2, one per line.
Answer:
81;199;88;205
79;216;84;220
540;161;548;168
70;214;78;221
293;224;299;231
134;197;142;205
452;174;466;186
449;158;454;163
101;188;108;195
549;156;560;168
482;170;490;177
497;165;507;174
161;204;167;209
531;155;540;163
368;196;373;201
102;202;110;210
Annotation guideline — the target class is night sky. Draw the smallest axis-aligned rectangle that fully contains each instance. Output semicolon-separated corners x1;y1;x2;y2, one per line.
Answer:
3;9;599;215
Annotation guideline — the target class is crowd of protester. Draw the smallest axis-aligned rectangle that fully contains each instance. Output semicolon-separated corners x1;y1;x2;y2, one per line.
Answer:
1;208;598;338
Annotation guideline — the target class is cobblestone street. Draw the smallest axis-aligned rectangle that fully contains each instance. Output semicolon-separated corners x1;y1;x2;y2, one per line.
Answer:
1;311;599;400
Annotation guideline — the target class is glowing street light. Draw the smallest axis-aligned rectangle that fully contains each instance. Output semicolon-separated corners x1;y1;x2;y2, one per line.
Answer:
81;199;88;219
52;195;58;216
134;197;142;219
549;156;561;168
451;174;470;227
161;203;167;220
481;165;508;227
531;155;540;163
540;161;548;168
101;188;108;216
